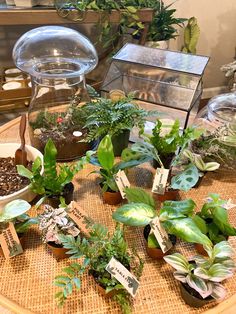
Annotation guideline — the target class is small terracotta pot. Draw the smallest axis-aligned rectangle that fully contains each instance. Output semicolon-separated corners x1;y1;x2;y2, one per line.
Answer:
102;190;122;205
180;283;213;308
47;242;70;260
0;233;25;257
153;189;179;202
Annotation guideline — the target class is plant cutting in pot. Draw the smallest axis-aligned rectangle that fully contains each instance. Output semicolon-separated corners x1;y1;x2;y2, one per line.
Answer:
54;223;143;314
192;194;236;255
89;135;149;205
112;187;212;259
17;138;92;208
38;203;80;260
0;199;36;256
84;94;155;156
164;241;235;308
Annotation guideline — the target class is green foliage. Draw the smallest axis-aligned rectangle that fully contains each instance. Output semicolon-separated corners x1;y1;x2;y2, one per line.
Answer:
181;17;200;54
164;241;235;300
171;164;199;192
0;200;31;223
147;0;187;41
17;139;92;196
183;149;220;172
54;224;144;313
124;187;156;208
14;214;38;234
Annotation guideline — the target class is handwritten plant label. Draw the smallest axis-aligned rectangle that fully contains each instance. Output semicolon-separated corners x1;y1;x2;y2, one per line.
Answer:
0;222;23;259
67;201;90;236
114;170;131;199
152;168;169;195
106;257;140;297
150;217;172;253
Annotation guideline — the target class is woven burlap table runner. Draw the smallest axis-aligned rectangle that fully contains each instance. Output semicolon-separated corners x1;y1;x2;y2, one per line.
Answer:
0;118;236;314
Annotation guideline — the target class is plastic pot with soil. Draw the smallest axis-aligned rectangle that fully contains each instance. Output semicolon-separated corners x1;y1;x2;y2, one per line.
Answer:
44;182;74;208
143;225;176;259
111;130;130;157
152;153;175;169
180;283;213;308
46;241;70;260
153;187;179;202
100;183;122;205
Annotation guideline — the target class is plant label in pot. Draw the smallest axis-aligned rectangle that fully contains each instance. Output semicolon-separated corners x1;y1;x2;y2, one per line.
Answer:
0;222;23;259
152;168;169;194
106;257;140;297
114;170;131;199
67;201;90;236
150;217;172;253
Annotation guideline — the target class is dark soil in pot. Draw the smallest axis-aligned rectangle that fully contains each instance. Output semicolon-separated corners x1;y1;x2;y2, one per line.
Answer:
143;225;176;259
180;282;213;308
0;157;33;196
111;130;130;157
152;153;175;169
47;241;70;260
46;182;74;208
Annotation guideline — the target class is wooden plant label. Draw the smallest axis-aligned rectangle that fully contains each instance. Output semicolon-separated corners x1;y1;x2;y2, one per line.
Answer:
152;168;169;195
67;201;90;236
106;257;140;297
150;217;172;253
114;170;131;199
0;222;23;259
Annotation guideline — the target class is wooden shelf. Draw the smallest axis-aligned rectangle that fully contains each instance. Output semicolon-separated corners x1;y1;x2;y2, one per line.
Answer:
0;8;153;25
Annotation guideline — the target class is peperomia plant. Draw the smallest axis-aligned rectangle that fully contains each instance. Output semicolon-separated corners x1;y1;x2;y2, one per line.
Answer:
112;187;212;248
192;194;236;244
164;241;235;300
90;135;148;192
54;224;144;314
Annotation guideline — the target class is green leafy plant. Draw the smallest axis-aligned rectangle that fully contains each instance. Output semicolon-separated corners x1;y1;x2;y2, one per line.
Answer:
181;17;200;54
90;135;149;192
54;224;144;313
183;149;220;172
192;194;236;244
147;0;187;41
112;187;212;248
84;95;155;142
17;139;92;197
164;241;235;300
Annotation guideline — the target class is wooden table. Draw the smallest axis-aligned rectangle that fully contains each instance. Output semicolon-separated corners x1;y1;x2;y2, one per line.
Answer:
0;117;236;314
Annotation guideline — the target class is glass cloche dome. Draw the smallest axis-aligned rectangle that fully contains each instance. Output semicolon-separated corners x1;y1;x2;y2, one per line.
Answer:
13;26;98;161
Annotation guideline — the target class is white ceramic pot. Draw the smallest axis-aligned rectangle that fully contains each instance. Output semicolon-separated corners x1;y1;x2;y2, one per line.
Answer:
14;0;38;7
0;143;43;210
145;40;169;49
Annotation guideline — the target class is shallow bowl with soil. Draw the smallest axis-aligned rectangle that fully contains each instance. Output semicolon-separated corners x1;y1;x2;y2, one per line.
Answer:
0;143;43;210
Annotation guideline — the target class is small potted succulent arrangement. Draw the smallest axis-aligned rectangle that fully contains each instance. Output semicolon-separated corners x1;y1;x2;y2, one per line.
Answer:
54;223;144;313
164;241;235;308
112;187;211;259
192;194;236;255
89;135;149;205
17;138;92;208
127;119;203;200
146;0;187;49
0;199;37;256
84;93;155;156
38;202;80;260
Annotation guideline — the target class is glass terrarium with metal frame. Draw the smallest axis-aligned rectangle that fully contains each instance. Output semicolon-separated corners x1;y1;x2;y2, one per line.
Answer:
101;43;209;131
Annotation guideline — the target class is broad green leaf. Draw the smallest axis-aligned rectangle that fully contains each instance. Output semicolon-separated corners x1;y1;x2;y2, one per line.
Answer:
17;165;33;179
159;199;195;221
204;162;220;171
163;253;190;273
194;267;210;280
212;207;236;236
15;218;38;233
163;218;212;247
193;155;207;172
97;135;114;171
0;200;31;222
213;241;234;259
192;215;208;234
147;233;159;249
31;156;42;172
210;282;227;300
171;164;199;191
207;263;234;282
112;203;156;227
124;187;155;208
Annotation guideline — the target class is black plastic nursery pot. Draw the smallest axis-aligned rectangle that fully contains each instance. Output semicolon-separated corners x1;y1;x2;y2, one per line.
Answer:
46;182;74;208
180;283;213;308
152;153;175;170
111;129;130;157
47;242;70;260
143;225;176;260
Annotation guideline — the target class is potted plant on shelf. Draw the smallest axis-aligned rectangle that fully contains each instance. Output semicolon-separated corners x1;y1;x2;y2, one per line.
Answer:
164;241;235;308
112;187;212;259
90;135;149;205
17;138;92;208
192;194;236;255
38;203;80;260
0;199;36;256
54;223;143;313
146;0;187;49
84;94;155;156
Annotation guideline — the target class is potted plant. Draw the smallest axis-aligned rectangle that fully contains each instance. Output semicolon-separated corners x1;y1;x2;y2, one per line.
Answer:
192;194;236;255
0;199;36;256
90;135;148;205
17;138;92;208
38;203;80;260
84;94;154;156
112;187;212;259
146;0;187;49
164;241;235;308
181;17;200;54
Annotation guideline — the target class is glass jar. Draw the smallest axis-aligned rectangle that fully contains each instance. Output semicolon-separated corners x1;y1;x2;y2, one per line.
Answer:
13;26;98;160
194;92;236;168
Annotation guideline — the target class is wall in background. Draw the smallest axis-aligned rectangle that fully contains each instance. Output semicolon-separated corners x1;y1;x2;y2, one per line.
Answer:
165;0;236;90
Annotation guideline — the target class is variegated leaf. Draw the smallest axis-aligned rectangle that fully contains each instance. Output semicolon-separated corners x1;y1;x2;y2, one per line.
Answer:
163;253;189;273
186;274;209;298
194;267;210;280
211;282;227;300
208;263;234;282
173;271;187;283
213;241;234;258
